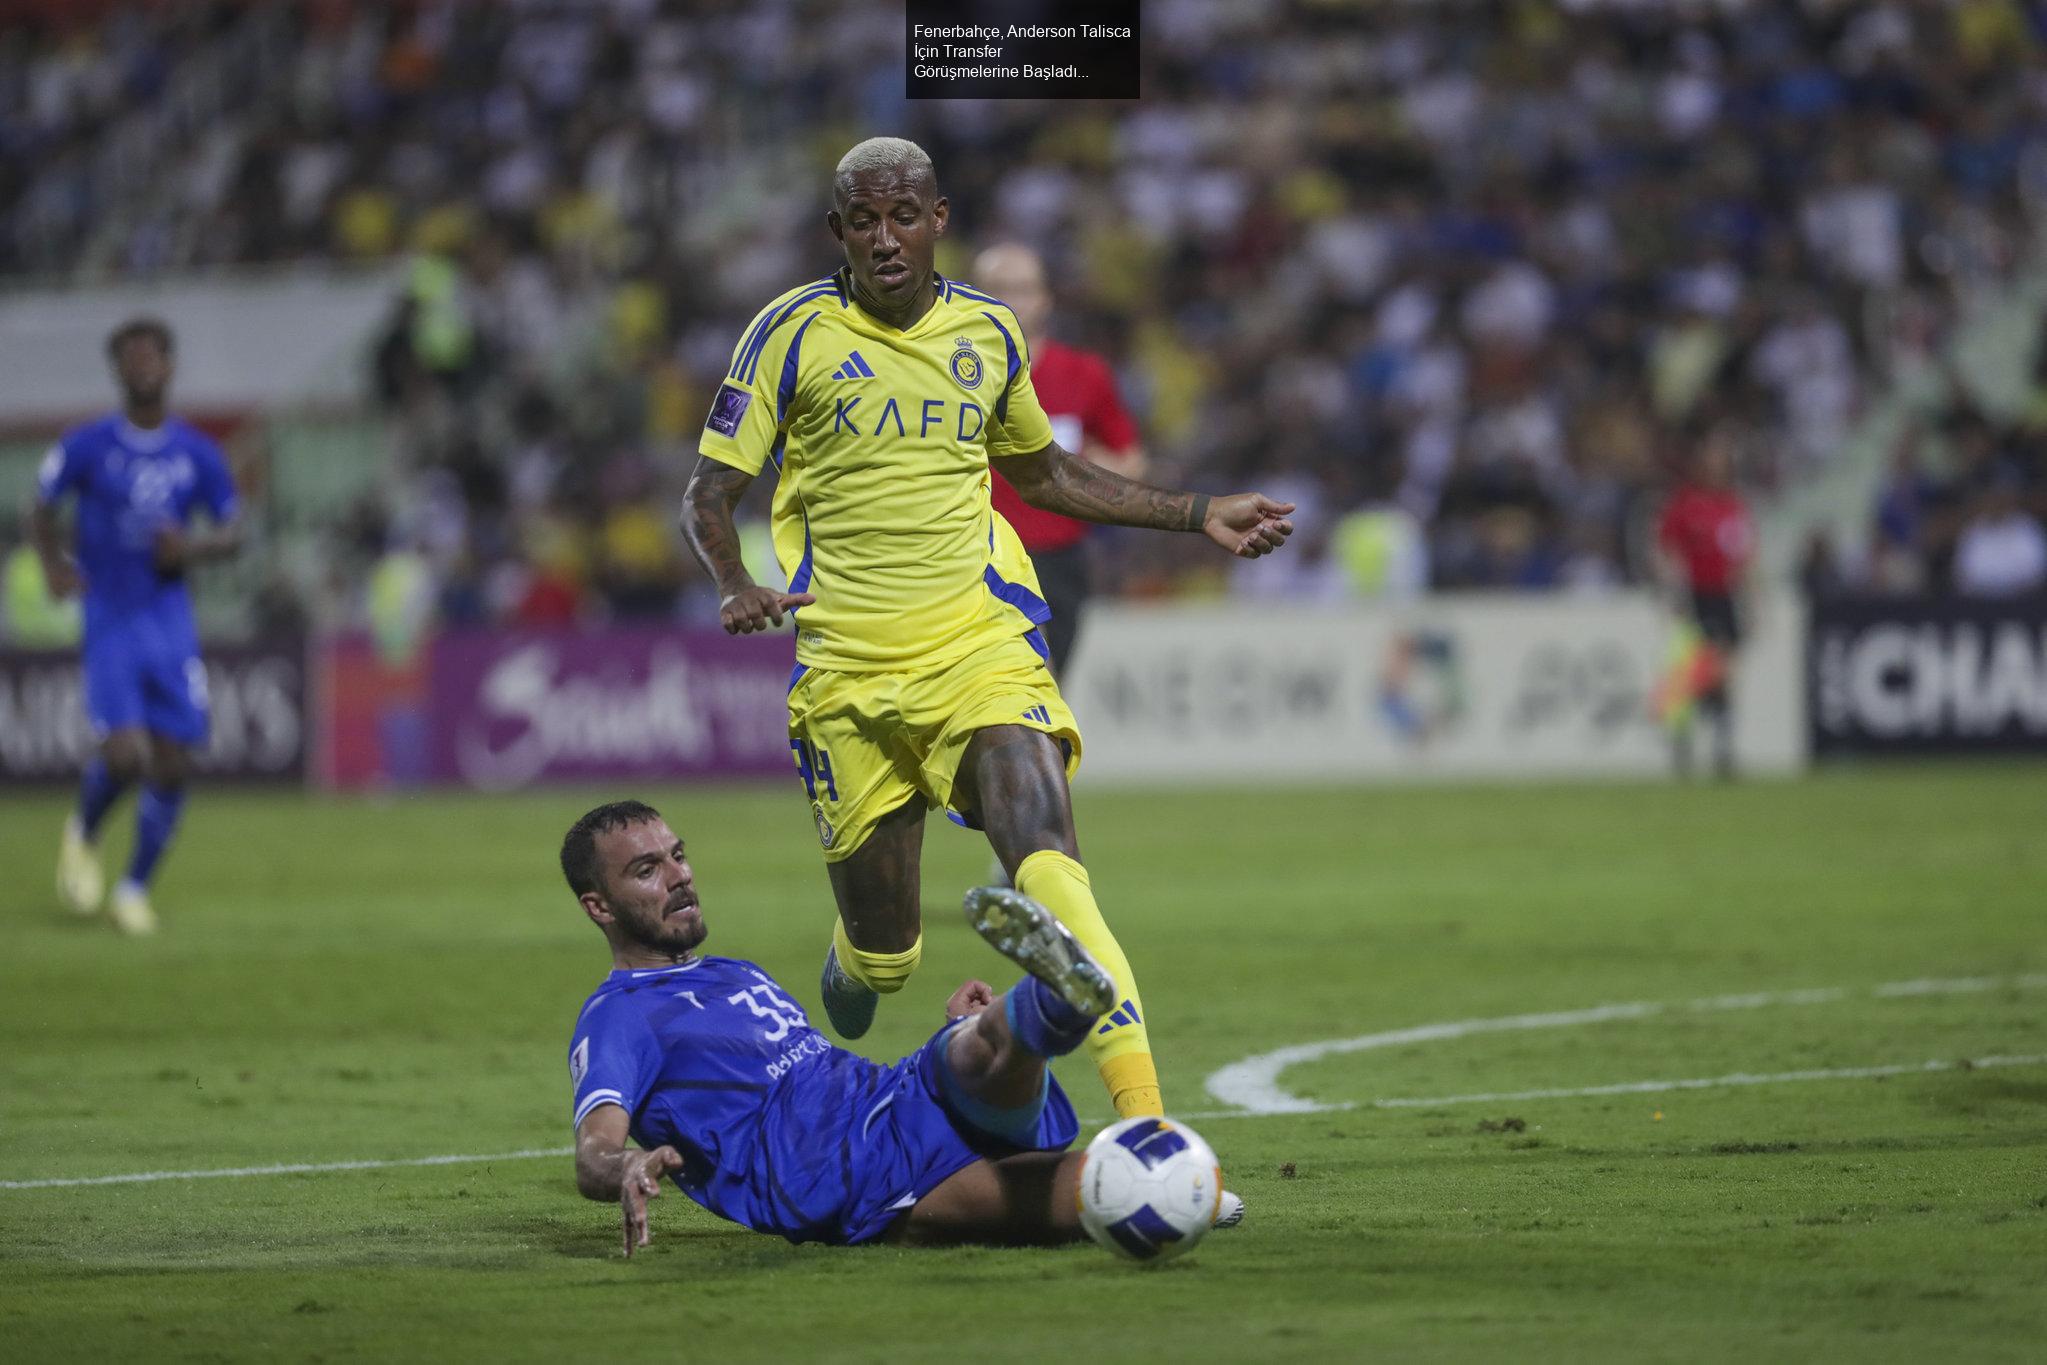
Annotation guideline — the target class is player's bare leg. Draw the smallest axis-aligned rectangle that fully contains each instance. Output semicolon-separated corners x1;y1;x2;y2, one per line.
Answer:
956;728;1243;1226
107;732;191;936
956;876;1242;1229
888;1149;1085;1246
956;724;1164;1118
958;724;1081;864
818;796;926;1038
59;727;146;917
888;925;1107;1247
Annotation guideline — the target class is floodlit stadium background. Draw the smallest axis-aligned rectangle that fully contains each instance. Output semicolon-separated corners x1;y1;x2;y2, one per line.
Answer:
4;5;2047;1359
5;0;2047;786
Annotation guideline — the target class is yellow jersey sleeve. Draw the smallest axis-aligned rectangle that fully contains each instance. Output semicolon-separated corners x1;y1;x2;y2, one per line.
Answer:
700;279;838;475
983;307;1056;458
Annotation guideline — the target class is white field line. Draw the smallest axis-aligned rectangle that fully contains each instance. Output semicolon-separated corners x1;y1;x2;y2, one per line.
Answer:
0;1147;573;1191
1202;972;2047;1116
1177;1053;2047;1120
7;974;2045;1192
8;1052;2043;1191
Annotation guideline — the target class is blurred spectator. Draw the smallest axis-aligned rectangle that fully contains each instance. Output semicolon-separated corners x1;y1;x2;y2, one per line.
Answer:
1952;473;2047;597
5;0;2047;619
1870;432;1938;593
1797;529;1854;601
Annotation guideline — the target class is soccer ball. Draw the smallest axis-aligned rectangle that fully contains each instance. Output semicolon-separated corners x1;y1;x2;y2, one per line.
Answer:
1076;1116;1222;1263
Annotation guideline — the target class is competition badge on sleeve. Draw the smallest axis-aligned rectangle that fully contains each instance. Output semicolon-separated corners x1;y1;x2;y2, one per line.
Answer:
707;383;753;438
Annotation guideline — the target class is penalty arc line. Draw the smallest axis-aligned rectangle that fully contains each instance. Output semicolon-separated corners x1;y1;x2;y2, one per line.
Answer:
1202;972;2047;1116
1173;1053;2047;1121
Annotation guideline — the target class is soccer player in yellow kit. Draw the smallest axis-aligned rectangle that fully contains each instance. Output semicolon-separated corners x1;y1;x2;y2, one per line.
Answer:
682;138;1293;1143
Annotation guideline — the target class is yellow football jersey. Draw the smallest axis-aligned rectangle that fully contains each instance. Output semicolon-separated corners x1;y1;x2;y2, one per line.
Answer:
699;270;1058;672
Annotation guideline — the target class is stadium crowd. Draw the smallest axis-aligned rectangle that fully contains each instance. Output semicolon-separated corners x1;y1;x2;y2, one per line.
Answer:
6;0;2047;634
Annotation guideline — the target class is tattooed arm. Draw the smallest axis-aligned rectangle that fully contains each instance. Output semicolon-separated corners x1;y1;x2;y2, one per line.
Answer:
996;442;1297;559
681;457;814;634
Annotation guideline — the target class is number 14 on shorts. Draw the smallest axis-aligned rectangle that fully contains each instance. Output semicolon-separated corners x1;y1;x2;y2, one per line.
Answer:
790;737;839;803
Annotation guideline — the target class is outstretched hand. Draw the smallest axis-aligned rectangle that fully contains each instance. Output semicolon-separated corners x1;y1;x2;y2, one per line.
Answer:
620;1145;684;1257
1203;493;1296;559
945;979;996;1020
719;586;815;634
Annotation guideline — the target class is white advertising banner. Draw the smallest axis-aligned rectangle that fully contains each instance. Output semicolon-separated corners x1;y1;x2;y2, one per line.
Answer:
1061;591;1805;783
0;270;396;424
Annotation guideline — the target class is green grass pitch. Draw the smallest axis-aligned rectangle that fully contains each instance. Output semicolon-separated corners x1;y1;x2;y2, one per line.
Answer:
3;766;2044;1361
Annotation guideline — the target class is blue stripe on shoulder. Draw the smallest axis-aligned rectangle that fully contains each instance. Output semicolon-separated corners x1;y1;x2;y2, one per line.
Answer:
982;310;1021;424
951;283;1008;308
778;313;821;424
730;313;775;380
730;287;815;380
737;281;835;384
740;286;832;385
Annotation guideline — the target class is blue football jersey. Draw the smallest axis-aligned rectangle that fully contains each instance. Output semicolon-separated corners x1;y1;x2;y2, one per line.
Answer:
568;955;1079;1245
36;414;238;626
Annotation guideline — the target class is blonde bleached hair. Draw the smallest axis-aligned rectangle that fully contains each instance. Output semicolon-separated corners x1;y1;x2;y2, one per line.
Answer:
833;137;937;205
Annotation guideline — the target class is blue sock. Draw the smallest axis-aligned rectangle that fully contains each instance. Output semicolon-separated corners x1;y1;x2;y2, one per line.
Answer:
1005;975;1095;1059
126;784;187;887
78;758;128;839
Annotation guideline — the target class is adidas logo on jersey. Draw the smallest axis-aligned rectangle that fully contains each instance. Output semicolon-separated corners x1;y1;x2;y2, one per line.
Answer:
831;351;876;381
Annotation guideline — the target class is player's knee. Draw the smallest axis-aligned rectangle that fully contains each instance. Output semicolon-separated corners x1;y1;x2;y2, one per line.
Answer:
973;757;1076;859
102;735;147;782
147;744;191;788
989;798;1076;865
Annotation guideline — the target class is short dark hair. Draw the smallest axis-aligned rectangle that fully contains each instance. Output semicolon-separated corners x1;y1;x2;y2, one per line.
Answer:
560;800;664;898
106;316;173;360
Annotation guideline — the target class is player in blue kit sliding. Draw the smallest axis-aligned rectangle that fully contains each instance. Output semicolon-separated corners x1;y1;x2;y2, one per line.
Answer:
564;799;1130;1251
32;318;241;935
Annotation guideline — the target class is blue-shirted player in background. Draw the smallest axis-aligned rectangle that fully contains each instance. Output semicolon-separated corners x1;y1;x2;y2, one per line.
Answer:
563;799;1154;1252
31;318;242;936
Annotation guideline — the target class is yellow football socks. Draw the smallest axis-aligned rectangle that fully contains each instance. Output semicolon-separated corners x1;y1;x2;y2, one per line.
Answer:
832;916;922;993
1013;849;1164;1118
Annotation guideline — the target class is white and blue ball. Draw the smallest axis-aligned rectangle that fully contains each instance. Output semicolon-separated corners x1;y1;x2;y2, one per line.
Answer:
1076;1116;1222;1263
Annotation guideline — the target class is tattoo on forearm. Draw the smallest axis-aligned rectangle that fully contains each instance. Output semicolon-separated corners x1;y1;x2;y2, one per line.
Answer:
1015;447;1209;533
682;461;758;596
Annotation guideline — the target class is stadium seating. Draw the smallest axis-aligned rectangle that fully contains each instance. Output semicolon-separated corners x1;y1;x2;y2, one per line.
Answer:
4;0;2046;630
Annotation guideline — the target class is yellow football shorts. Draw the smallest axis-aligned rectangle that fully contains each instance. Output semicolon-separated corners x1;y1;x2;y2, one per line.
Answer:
786;631;1083;860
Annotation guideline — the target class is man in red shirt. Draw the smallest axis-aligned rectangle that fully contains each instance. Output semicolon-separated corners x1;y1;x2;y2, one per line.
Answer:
973;244;1146;672
1655;432;1754;778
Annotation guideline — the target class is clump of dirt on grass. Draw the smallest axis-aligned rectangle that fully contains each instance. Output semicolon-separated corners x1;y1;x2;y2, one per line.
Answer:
1476;1117;1526;1134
